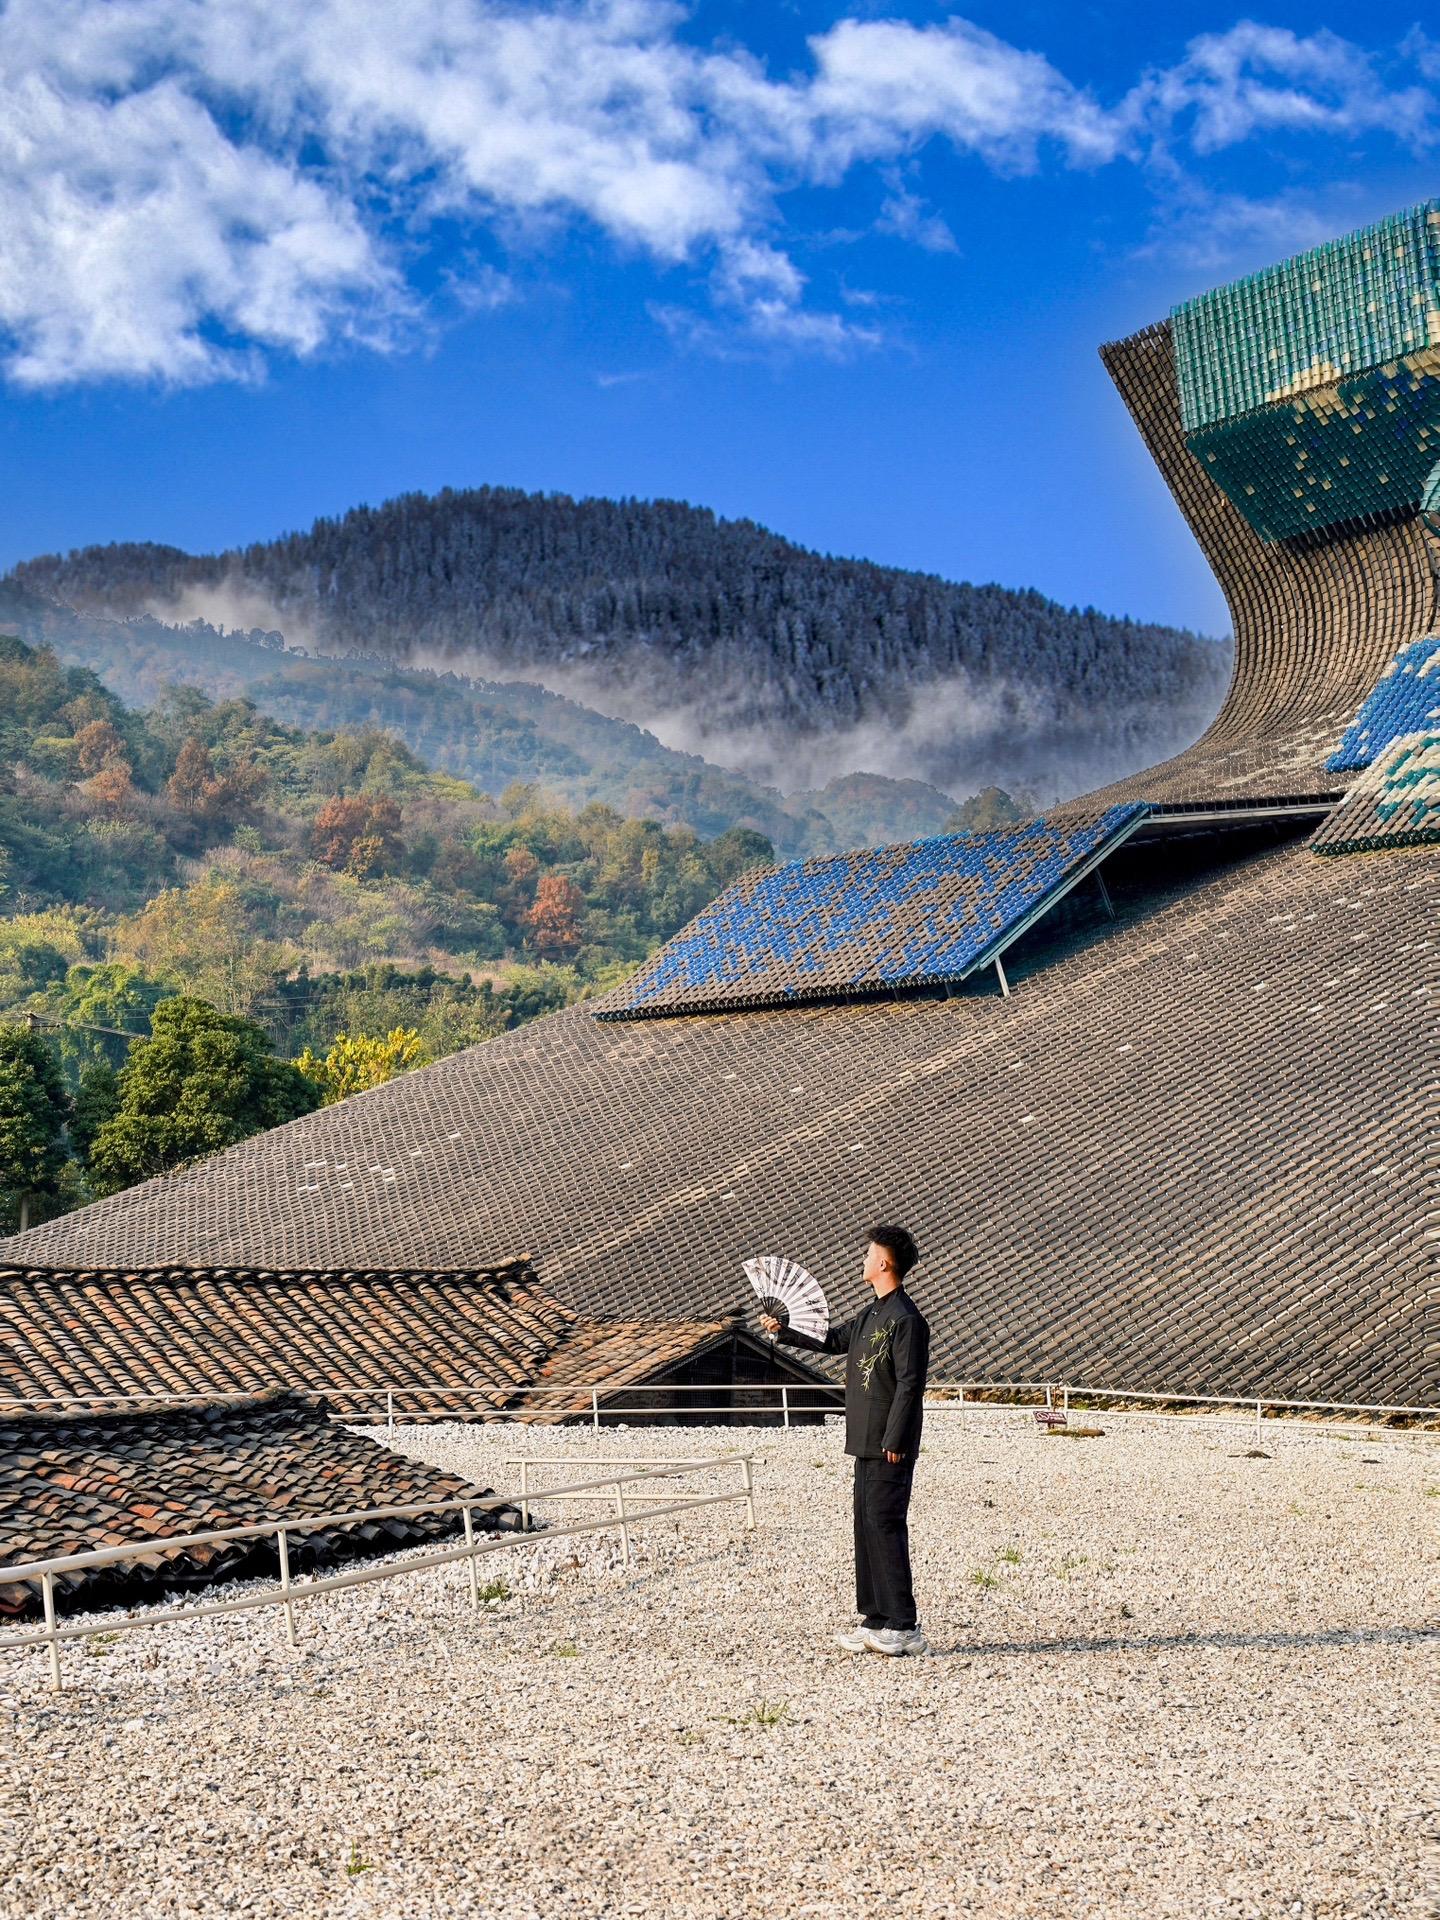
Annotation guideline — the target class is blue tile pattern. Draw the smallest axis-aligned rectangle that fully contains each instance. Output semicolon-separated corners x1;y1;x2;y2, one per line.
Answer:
596;805;1148;1019
1312;729;1440;853
1326;635;1440;771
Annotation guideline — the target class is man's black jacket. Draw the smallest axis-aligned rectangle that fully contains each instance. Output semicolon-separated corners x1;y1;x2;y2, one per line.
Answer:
778;1288;930;1458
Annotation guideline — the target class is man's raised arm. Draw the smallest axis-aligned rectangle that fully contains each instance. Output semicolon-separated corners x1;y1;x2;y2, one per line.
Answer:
762;1312;857;1355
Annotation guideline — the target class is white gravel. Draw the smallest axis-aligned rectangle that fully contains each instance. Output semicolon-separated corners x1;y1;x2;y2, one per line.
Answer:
2;1413;1436;1920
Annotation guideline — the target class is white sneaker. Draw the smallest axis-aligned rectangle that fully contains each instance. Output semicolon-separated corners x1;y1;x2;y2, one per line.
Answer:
834;1627;872;1652
863;1625;930;1657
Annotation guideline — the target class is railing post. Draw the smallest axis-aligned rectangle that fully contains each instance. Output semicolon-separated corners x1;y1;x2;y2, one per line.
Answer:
781;1383;791;1429
519;1460;530;1532
740;1456;756;1531
591;1389;600;1435
1255;1399;1263;1444
1045;1383;1053;1410
386;1389;395;1441
1062;1385;1069;1416
958;1385;965;1408
463;1505;479;1610
612;1481;632;1567
276;1528;297;1647
41;1570;61;1693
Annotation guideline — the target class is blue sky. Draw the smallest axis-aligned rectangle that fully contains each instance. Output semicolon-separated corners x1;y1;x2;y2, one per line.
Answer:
4;1;1438;634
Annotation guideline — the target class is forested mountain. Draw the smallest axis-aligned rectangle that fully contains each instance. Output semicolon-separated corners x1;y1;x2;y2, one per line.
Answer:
0;584;961;859
10;486;1233;805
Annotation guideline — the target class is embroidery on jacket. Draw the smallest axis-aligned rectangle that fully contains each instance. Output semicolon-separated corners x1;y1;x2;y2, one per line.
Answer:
858;1321;895;1392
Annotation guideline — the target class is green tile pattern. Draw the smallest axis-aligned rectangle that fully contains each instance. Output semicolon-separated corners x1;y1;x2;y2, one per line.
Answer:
1172;202;1440;433
1186;353;1440;542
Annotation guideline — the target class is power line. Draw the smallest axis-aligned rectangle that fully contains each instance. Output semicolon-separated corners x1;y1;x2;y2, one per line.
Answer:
0;1010;145;1041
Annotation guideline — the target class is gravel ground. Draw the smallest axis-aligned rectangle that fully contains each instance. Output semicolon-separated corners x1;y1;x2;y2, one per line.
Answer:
2;1413;1436;1920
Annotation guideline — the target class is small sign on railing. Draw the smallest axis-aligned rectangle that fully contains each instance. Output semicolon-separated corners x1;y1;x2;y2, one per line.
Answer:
1033;1408;1067;1429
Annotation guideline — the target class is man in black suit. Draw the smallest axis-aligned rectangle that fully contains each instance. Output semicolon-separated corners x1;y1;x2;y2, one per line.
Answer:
761;1224;931;1656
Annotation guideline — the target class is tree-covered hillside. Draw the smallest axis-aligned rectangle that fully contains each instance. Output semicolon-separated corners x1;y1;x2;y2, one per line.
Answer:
0;631;773;1069
10;485;1233;804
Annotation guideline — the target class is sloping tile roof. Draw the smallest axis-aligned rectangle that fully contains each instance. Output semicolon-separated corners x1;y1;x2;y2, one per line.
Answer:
3;238;1438;1414
0;1390;514;1618
0;1264;818;1421
594;806;1146;1018
5;840;1434;1404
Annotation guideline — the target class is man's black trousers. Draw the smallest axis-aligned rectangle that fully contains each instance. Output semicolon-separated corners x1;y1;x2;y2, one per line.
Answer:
852;1456;917;1631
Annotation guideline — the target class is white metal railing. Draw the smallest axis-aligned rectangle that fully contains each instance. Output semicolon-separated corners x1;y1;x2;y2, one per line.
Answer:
1;1454;757;1693
3;1378;1433;1438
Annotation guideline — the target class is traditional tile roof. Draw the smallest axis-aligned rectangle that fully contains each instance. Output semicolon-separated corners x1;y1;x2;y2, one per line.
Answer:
0;1390;516;1618
0;1264;817;1421
5;839;1434;1404
594;806;1146;1018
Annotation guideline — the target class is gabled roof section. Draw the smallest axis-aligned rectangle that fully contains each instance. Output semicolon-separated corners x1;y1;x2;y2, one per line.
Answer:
594;804;1149;1019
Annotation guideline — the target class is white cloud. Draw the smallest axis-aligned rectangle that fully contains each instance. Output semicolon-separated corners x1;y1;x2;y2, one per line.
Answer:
1130;22;1436;153
0;3;1435;388
877;180;958;254
803;17;1124;173
0;64;397;386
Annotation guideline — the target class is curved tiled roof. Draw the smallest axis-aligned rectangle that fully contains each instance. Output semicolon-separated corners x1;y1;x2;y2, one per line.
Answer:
4;215;1439;1410
1076;321;1439;811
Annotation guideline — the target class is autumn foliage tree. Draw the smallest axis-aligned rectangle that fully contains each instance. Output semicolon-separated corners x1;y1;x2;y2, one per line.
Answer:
166;737;266;833
524;873;586;957
311;794;403;874
74;719;127;775
296;1027;424;1104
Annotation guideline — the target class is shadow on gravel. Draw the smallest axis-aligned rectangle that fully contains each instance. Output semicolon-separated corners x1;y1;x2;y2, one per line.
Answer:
926;1624;1440;1659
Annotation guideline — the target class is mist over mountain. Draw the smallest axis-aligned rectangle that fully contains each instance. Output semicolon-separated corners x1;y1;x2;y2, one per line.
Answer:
10;486;1232;808
0;585;963;859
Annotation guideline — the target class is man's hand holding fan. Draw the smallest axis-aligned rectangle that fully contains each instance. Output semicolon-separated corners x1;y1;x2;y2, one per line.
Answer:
743;1254;830;1345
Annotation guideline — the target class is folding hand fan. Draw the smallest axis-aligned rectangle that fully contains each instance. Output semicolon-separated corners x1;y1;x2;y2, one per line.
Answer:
743;1254;830;1343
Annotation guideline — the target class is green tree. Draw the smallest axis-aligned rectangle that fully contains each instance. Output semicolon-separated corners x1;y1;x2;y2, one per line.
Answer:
945;787;1027;834
69;1060;121;1163
0;1026;73;1233
87;997;321;1196
296;1027;424;1105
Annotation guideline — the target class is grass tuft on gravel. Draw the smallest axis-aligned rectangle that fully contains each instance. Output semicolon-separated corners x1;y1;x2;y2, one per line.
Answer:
344;1843;375;1878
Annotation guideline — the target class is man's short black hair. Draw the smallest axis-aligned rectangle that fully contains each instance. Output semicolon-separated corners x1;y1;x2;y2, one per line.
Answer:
868;1223;919;1279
